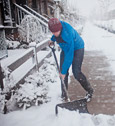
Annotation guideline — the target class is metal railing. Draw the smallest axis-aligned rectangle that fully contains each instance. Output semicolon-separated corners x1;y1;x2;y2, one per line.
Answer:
24;5;49;24
14;3;49;33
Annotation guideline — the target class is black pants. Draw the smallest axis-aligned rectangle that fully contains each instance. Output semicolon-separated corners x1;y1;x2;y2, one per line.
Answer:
60;48;93;94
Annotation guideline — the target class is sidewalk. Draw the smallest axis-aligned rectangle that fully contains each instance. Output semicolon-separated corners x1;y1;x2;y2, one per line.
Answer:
68;50;115;115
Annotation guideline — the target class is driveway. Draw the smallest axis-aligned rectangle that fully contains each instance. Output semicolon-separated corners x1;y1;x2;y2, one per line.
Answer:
68;50;115;115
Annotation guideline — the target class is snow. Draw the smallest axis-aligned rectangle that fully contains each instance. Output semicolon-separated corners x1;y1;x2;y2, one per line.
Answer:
82;22;115;75
1;38;51;91
108;2;115;11
1;21;115;126
6;40;20;49
1;49;27;67
94;19;115;33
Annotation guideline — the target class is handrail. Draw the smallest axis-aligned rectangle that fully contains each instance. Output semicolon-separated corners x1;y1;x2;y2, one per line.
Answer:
7;39;50;72
1;39;51;90
24;5;49;23
14;3;48;27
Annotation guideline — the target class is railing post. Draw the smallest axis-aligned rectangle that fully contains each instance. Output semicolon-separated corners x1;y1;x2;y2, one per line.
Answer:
29;43;39;71
0;62;4;90
17;8;21;25
0;26;8;59
20;10;23;21
46;27;48;33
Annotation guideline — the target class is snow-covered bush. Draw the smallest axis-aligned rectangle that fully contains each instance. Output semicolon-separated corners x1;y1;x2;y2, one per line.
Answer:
15;74;48;109
39;58;58;83
18;15;44;44
14;57;58;110
0;54;59;113
0;67;16;113
94;19;115;33
6;40;20;49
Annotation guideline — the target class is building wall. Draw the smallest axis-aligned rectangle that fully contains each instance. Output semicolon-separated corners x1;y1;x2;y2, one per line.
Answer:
15;0;27;6
0;3;3;25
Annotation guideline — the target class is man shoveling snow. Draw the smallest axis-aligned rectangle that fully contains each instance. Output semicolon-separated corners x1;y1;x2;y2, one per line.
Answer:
48;18;93;102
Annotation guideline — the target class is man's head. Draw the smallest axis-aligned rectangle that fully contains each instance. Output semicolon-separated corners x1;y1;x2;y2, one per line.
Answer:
48;18;62;37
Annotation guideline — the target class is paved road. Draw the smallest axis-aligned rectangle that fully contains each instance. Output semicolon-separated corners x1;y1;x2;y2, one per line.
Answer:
68;51;115;115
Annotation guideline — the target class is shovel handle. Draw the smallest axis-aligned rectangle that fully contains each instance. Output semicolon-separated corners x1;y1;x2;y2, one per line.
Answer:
49;44;60;72
49;44;69;100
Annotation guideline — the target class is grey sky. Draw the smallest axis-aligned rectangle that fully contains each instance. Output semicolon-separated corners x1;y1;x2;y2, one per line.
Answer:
67;0;99;17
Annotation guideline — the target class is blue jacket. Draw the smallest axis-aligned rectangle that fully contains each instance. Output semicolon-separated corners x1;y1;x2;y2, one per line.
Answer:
51;21;84;74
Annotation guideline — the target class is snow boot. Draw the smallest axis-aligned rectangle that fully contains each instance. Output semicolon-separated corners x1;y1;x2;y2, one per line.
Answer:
77;76;94;102
85;88;94;102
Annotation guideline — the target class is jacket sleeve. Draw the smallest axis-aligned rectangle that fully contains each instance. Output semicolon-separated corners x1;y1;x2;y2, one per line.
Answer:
51;35;56;42
61;22;75;74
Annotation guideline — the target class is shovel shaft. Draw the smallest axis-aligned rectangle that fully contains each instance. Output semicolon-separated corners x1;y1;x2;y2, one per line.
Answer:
51;47;60;72
49;45;69;99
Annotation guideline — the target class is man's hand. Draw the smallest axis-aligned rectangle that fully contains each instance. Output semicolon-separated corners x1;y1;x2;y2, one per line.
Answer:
60;73;65;80
48;40;54;46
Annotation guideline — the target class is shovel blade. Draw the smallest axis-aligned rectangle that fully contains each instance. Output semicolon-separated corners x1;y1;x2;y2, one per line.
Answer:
55;98;89;115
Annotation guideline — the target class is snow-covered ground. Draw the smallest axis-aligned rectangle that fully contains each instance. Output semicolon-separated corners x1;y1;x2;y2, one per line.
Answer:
82;22;115;75
1;21;115;126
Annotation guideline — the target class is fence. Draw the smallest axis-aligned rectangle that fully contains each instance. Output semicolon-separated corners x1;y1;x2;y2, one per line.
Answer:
0;38;51;92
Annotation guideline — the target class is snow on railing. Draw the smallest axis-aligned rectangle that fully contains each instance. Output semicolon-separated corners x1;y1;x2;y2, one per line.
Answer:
14;3;48;33
24;5;49;23
0;38;51;114
0;39;51;92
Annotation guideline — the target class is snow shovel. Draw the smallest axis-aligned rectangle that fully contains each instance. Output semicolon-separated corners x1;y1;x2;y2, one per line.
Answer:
49;45;89;115
49;44;68;100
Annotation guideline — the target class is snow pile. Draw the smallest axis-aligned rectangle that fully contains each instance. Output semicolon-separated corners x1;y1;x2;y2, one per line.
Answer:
52;110;115;126
94;19;115;33
15;73;47;109
6;40;20;49
15;57;58;109
5;39;30;49
0;56;59;113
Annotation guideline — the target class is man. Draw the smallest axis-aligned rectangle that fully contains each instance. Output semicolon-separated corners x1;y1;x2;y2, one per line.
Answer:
48;18;93;102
